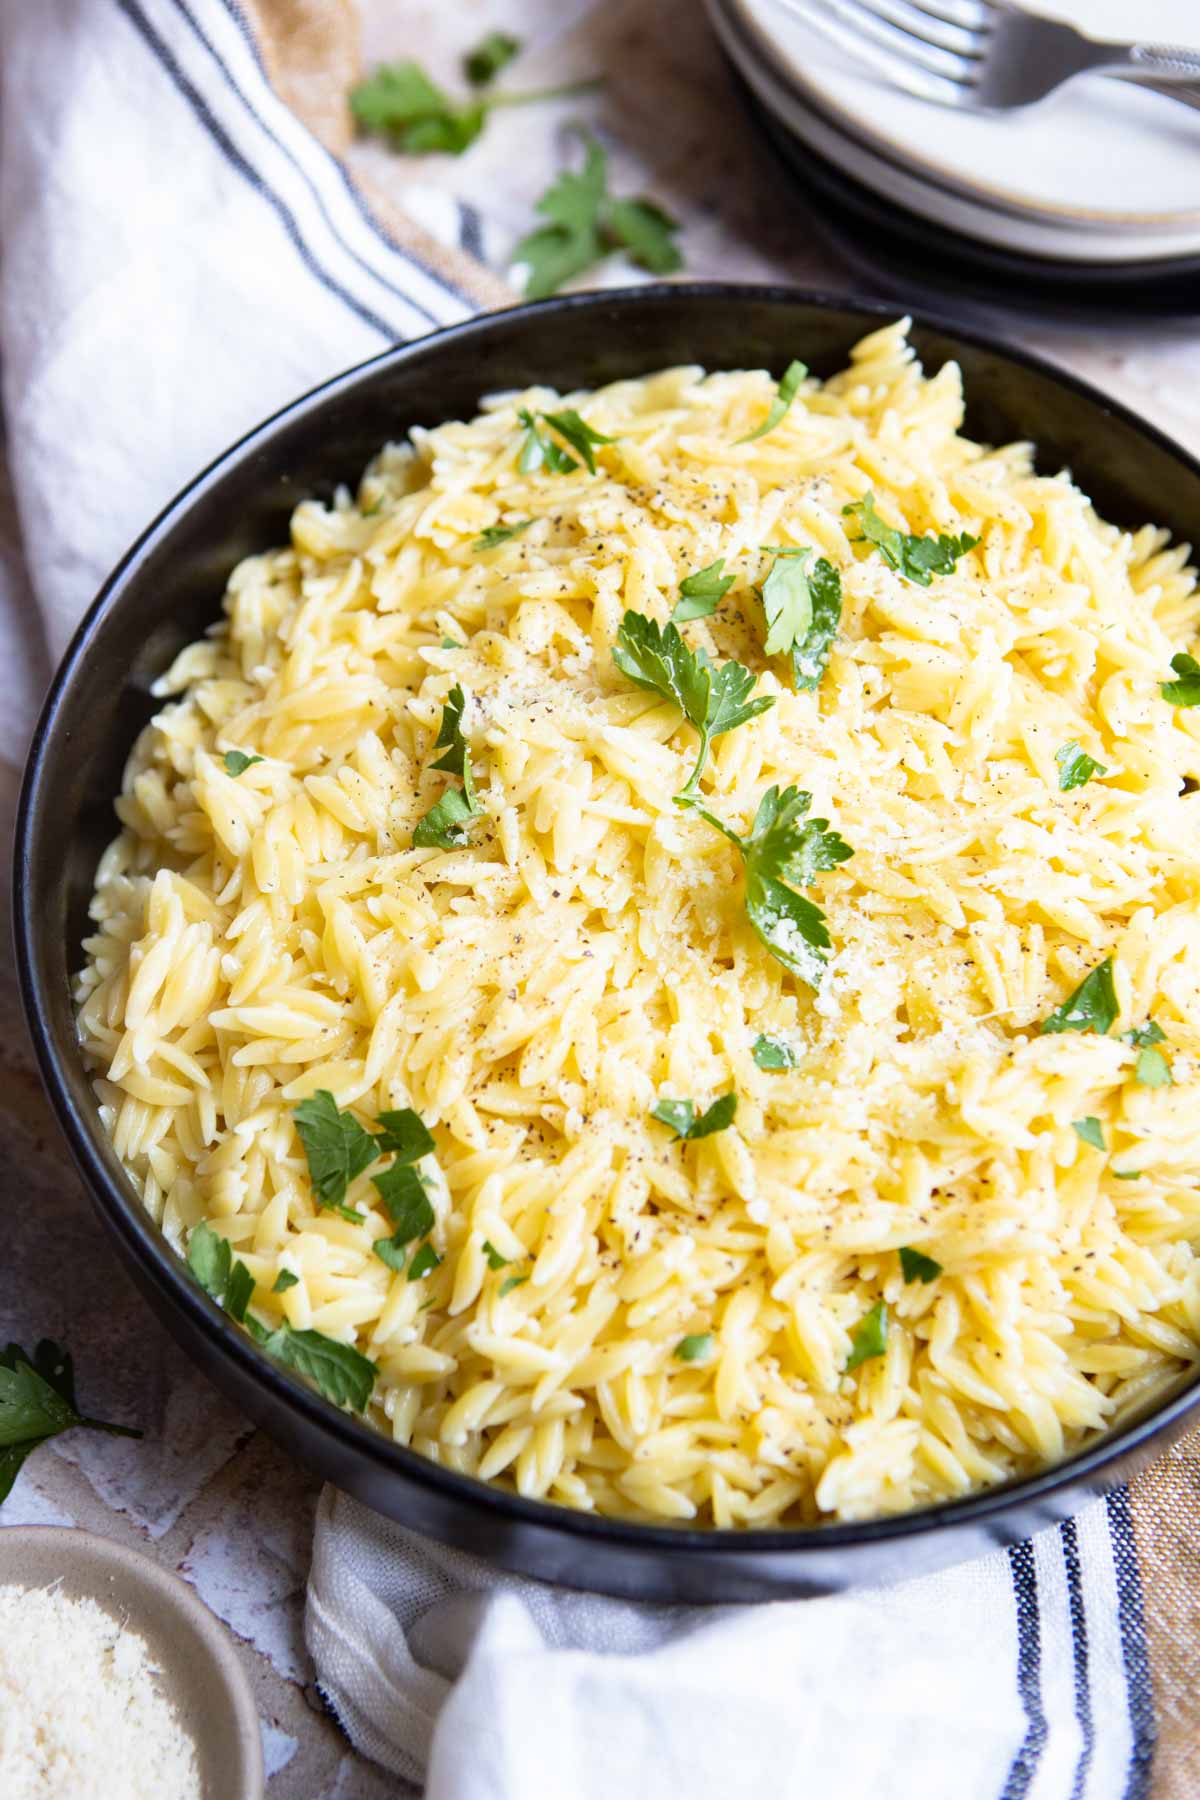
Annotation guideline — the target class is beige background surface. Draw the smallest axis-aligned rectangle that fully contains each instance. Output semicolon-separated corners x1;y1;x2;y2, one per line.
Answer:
4;2;1200;1794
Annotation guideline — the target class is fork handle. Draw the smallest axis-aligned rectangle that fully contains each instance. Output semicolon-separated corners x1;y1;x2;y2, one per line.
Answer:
1117;74;1200;113
1096;43;1200;84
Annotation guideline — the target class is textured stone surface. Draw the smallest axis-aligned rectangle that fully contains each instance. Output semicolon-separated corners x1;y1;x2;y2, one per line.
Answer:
5;4;1197;1794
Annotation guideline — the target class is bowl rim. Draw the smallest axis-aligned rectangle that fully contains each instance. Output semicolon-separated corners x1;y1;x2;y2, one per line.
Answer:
16;280;1200;1561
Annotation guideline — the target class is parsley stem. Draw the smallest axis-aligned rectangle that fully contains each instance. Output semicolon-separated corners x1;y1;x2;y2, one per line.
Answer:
486;78;603;110
676;730;712;804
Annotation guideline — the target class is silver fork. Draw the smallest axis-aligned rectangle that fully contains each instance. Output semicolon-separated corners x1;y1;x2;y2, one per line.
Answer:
772;0;1200;112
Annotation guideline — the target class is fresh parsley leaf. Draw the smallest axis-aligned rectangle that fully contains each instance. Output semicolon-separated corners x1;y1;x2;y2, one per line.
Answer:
758;548;843;689
413;685;480;847
513;132;681;299
651;1093;737;1140
845;1300;887;1372
752;1033;796;1071
1135;1047;1172;1088
672;559;735;623
257;1324;377;1413
373;1109;436;1163
1124;1020;1172;1084
407;1242;442;1281
373;1238;409;1274
1073;1116;1105;1150
464;30;521;86
517;407;578;475
1161;652;1200;707
0;1339;140;1504
273;1270;299;1293
843;493;978;588
187;1219;232;1300
899;1247;942;1284
674;1333;715;1363
473;519;533;551
538;409;617;475
350;61;486;154
613;610;773;801
223;750;263;777
225;1260;255;1323
294;1091;379;1214
1055;741;1107;792
736;360;806;444
693;785;853;989
483;1240;511;1269
412;787;477;850
499;1274;530;1297
372;1162;436;1245
1038;958;1118;1037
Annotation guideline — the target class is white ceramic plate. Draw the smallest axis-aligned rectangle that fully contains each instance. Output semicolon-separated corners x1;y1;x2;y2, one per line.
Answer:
712;0;1200;261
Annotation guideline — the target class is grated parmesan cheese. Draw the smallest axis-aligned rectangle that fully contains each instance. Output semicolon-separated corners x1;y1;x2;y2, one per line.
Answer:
0;1584;202;1800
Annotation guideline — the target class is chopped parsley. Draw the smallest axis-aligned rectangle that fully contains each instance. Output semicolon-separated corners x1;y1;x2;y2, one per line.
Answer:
407;1242;443;1281
473;519;533;551
374;1109;436;1162
843;492;978;587
513;132;681;299
499;1274;530;1297
539;409;617;474
272;1270;299;1293
463;30;521;86
0;1339;141;1505
613;610;773;802
693;785;853;989
188;1222;377;1413
899;1247;942;1284
1073;1116;1105;1150
223;750;263;777
1124;1020;1172;1088
482;1240;511;1269
1161;652;1200;707
372;1163;436;1248
736;360;806;444
845;1301;887;1372
1038;957;1118;1037
672;558;735;623
441;636;463;649
752;1034;796;1071
516;409;580;475
413;684;481;848
759;548;843;690
651;1093;737;1140
294;1090;379;1218
674;1333;715;1363
1055;740;1107;792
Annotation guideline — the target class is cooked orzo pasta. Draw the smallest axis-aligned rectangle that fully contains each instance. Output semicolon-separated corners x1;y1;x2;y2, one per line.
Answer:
76;321;1200;1526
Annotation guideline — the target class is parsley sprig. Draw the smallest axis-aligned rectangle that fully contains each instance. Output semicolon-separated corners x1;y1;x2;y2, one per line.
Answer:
413;684;481;849
1055;741;1108;792
0;1340;140;1506
613;611;773;802
692;786;853;989
517;407;616;476
759;548;843;691
843;493;978;587
351;56;598;158
188;1223;378;1413
513;133;681;299
293;1092;444;1283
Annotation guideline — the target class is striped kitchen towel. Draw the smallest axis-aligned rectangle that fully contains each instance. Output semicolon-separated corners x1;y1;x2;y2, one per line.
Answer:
0;3;1195;1797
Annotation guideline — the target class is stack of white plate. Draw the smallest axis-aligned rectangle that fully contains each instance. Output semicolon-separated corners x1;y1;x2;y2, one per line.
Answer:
706;0;1200;293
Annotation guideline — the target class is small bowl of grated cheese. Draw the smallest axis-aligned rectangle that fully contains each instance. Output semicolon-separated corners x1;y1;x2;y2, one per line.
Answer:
0;1527;263;1800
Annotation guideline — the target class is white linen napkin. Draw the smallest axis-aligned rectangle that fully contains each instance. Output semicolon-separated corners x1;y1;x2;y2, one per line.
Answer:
0;5;1158;1797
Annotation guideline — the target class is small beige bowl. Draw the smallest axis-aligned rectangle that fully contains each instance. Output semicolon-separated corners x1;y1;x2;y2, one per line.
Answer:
0;1526;263;1799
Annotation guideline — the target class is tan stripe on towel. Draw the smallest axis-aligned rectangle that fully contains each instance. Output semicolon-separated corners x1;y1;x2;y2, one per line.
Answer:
1128;1435;1200;1799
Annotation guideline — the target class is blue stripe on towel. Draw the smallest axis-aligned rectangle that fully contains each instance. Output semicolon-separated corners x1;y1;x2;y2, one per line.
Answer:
1001;1540;1048;1800
1060;1518;1095;1800
111;0;400;339
1105;1488;1155;1800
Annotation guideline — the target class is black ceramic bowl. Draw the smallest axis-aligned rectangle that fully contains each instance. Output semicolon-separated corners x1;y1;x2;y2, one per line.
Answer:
15;286;1200;1601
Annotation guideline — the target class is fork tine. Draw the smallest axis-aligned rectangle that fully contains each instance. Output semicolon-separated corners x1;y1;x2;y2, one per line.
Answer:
899;0;994;30
779;0;978;85
861;0;984;58
772;0;972;104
